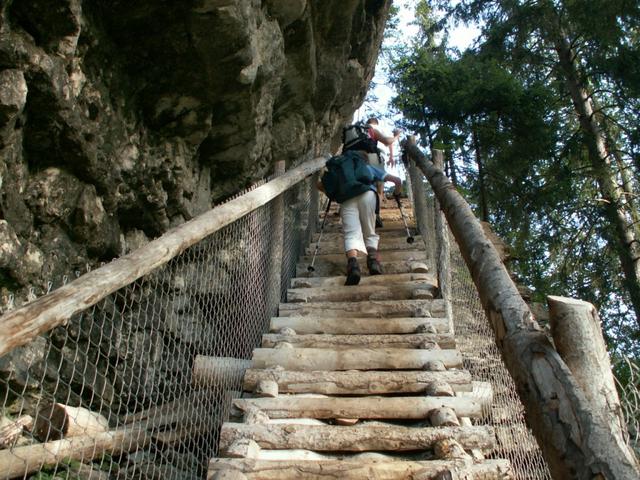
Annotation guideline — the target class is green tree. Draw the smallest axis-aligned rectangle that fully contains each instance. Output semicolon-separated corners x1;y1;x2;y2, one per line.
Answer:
389;0;640;350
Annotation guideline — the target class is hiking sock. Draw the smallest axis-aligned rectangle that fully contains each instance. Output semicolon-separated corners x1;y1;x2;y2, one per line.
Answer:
345;257;361;286
367;248;383;275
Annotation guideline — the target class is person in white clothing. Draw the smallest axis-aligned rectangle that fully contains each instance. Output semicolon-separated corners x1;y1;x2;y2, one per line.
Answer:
341;164;401;285
365;117;401;228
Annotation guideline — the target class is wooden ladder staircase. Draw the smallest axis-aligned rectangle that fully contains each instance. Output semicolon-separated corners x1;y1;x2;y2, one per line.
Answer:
208;199;513;479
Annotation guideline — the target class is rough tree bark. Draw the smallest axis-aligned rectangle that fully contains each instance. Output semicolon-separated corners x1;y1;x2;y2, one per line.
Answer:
552;28;640;328
403;138;639;479
548;296;636;467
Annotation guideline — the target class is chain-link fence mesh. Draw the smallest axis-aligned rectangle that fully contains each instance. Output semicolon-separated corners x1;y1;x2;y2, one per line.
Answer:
447;245;553;479
0;174;315;479
406;164;553;480
615;356;640;457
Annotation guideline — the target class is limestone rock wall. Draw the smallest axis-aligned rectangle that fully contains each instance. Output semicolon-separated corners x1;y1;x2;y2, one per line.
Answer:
0;0;390;307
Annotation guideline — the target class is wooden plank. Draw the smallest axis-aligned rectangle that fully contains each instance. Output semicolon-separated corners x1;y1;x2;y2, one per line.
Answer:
290;272;434;289
232;396;481;420
305;236;424;255
270;316;450;334
261;333;456;349
250;347;462;371
208;458;513;479
242;369;473;395
298;250;426;266
296;260;427;277
319;221;415;235
311;229;410;242
0;157;327;357
286;282;437;304
219;423;496;452
278;299;446;318
297;248;427;277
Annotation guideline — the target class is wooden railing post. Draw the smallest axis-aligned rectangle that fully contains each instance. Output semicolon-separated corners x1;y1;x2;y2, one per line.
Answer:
402;137;640;480
432;150;453;333
405;140;431;259
309;172;320;238
270;161;286;305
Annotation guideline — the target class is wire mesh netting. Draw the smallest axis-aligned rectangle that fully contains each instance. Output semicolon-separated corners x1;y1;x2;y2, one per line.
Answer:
0;176;315;479
2;151;638;480
447;245;553;480
615;356;640;457
406;164;553;480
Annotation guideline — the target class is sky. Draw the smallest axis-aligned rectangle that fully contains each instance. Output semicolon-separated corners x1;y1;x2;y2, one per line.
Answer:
355;2;480;177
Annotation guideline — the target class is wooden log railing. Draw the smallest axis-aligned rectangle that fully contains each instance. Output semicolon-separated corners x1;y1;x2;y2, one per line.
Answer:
0;157;327;357
402;137;640;480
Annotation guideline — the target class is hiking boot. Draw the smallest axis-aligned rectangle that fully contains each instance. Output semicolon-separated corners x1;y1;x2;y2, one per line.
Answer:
367;249;384;275
375;215;384;228
345;257;361;285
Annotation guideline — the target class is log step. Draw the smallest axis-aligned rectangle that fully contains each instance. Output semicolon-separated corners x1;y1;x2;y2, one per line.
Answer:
270;316;450;334
290;272;434;289
296;250;427;279
261;332;455;349
319;221;417;235
298;250;426;266
312;231;414;243
250;347;462;371
208;458;513;479
242;369;473;395
305;236;424;255
219;423;497;453
232;396;482;420
287;282;437;304
296;260;430;277
278;299;446;318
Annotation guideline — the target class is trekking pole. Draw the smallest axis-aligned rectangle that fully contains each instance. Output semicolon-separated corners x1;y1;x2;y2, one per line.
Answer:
394;194;415;244
307;198;333;272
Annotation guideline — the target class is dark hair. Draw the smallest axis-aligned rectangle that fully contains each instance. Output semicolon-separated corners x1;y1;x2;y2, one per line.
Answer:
366;117;379;125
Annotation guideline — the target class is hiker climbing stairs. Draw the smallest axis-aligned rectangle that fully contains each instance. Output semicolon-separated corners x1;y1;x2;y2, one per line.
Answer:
208;199;513;479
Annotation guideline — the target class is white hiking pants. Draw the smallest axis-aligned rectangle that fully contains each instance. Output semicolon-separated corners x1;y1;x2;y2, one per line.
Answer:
340;190;379;255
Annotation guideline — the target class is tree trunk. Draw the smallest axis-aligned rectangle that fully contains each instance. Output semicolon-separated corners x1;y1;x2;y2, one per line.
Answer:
472;123;489;222
552;30;640;327
403;139;640;479
445;148;458;187
548;296;636;467
608;132;640;243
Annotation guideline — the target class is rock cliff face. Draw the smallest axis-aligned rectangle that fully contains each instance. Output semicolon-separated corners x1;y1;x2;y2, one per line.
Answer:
0;0;390;307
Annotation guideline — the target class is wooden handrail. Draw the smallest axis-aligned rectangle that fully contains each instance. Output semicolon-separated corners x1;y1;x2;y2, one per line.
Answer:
402;138;639;479
0;156;327;357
